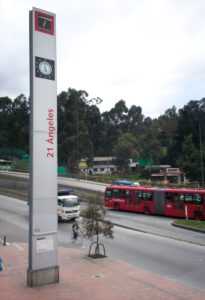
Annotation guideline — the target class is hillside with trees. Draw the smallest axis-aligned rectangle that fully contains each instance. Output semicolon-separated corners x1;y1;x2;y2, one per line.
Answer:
0;89;204;184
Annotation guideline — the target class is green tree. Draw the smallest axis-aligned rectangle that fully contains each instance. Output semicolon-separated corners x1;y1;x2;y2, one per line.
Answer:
113;133;138;173
0;97;13;147
9;94;29;152
177;134;200;182
127;105;144;134
157;106;178;164
86;104;103;156
100;100;128;155
137;118;161;164
0;95;29;155
58;88;100;173
172;99;205;182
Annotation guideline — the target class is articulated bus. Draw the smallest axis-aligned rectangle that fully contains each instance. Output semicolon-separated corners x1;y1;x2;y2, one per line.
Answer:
104;185;205;220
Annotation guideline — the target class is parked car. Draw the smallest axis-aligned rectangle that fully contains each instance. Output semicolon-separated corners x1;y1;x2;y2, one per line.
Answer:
111;179;140;186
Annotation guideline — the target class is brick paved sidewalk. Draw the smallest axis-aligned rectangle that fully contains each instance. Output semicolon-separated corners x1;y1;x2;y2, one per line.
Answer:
0;243;205;300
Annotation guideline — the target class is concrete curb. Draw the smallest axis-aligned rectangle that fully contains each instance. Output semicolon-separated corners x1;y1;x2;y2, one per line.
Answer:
172;222;205;234
112;222;205;246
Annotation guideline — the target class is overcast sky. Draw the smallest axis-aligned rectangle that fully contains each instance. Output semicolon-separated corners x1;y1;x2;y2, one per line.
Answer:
1;0;205;117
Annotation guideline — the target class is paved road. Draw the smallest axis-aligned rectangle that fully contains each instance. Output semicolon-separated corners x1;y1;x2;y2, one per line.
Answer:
1;171;107;193
1;193;205;245
0;195;205;290
2;172;205;245
106;210;205;245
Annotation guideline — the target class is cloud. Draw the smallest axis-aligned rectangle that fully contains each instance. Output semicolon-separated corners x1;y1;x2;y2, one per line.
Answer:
1;0;205;117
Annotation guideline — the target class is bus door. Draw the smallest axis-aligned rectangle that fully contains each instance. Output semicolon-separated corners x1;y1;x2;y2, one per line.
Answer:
153;190;165;215
121;189;132;210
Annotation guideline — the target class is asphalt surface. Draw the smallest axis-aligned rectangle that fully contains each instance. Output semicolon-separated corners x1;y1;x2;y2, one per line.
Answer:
106;210;205;246
1;195;205;289
0;171;107;193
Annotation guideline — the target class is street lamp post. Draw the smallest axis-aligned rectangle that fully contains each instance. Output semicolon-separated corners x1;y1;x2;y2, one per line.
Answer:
199;123;204;186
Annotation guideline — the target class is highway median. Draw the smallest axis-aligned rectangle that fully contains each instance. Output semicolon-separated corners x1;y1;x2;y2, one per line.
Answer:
172;219;205;233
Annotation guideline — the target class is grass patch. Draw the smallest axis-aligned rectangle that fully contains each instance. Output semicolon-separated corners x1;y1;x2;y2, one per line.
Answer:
174;220;205;231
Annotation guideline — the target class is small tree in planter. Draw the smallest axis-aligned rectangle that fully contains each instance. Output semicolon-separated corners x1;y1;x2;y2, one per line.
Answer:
81;196;114;258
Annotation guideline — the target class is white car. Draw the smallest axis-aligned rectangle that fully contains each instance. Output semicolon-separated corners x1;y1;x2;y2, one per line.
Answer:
57;191;80;221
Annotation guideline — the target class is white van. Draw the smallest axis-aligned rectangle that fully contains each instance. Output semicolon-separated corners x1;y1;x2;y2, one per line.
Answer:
57;189;80;221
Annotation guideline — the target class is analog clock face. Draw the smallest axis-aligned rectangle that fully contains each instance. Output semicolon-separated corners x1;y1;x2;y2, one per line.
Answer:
35;56;55;80
39;61;52;76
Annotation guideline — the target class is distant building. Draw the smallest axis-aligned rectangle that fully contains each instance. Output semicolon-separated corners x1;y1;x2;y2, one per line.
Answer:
151;167;184;184
129;158;139;171
80;157;117;175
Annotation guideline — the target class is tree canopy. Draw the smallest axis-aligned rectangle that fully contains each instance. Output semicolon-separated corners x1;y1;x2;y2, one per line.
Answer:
0;89;205;183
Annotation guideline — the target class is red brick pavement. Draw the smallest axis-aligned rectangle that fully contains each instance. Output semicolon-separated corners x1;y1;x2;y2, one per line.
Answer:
0;243;205;300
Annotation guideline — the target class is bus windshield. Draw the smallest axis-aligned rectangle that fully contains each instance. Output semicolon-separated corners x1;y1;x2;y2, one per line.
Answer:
62;199;79;207
58;196;79;207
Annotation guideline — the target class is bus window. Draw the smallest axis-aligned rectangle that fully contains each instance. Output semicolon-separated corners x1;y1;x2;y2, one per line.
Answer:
179;194;184;201
143;192;153;200
182;194;202;204
135;191;142;204
113;189;120;198
135;192;141;204
105;190;112;198
112;189;131;201
119;189;131;200
174;194;184;209
123;190;131;203
184;194;193;203
165;192;173;202
124;190;130;198
136;191;143;199
193;194;202;204
136;191;152;201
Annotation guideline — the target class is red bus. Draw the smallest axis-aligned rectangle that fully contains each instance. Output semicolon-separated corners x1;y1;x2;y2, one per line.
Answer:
104;185;205;220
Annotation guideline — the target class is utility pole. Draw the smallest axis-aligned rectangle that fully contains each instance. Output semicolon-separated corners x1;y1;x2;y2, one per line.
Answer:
199;123;204;186
73;94;79;175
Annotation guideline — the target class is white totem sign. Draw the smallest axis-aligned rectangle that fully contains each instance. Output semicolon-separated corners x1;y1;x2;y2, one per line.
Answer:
28;7;59;286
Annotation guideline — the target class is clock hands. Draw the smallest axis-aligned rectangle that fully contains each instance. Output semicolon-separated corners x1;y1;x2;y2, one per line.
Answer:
35;57;55;80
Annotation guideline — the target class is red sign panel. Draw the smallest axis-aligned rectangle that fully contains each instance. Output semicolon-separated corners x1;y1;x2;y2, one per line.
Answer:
35;11;54;35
